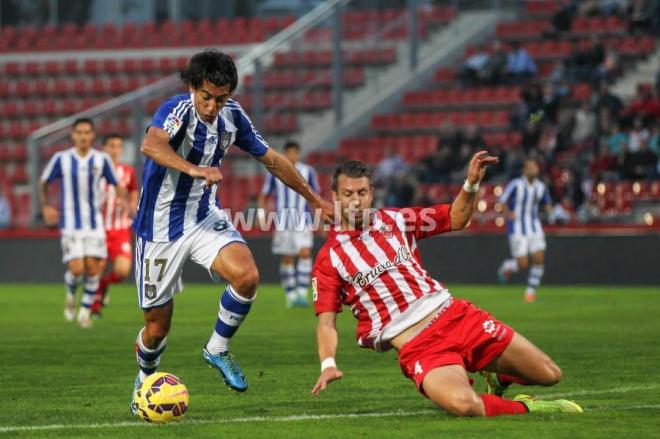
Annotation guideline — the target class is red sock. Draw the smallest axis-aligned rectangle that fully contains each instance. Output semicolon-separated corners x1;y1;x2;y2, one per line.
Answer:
480;394;528;416
497;373;533;386
105;271;124;286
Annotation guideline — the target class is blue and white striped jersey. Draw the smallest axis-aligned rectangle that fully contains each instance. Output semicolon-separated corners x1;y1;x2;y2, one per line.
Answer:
133;94;269;242
40;147;118;233
499;177;551;236
261;161;320;229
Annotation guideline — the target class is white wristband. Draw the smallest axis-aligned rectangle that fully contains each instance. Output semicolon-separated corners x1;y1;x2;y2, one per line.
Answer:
321;357;337;371
463;180;479;193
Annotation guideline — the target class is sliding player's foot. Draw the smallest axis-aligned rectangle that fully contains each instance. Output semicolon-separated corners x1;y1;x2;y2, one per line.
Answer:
203;348;247;392
482;372;509;397
64;297;76;322
514;394;583;414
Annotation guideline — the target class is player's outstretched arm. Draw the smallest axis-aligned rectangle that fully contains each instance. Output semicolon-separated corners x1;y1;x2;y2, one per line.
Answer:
311;312;344;396
257;148;335;223
141;127;222;187
449;151;499;231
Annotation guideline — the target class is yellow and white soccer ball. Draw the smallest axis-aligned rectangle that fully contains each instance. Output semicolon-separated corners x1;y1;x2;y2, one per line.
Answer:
133;372;189;423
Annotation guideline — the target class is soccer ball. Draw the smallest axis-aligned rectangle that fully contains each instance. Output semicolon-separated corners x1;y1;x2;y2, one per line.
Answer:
133;372;189;423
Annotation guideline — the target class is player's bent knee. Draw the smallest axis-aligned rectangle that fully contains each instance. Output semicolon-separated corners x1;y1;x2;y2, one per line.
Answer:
442;394;485;417
537;358;562;386
232;267;260;298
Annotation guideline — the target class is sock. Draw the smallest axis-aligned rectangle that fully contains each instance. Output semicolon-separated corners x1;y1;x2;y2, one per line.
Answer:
135;327;167;379
480;394;528;416
64;270;82;300
497;373;533;387
99;271;123;295
80;275;100;308
296;258;312;299
280;263;297;302
527;264;544;294
503;259;519;274
205;285;254;354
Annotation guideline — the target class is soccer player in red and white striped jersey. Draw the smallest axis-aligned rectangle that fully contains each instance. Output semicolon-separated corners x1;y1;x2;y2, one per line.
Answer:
91;134;138;315
311;154;582;416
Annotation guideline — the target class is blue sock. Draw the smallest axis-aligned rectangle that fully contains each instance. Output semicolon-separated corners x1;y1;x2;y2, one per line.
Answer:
64;270;81;300
296;258;312;298
135;328;167;380
205;286;254;354
280;263;297;302
80;275;99;308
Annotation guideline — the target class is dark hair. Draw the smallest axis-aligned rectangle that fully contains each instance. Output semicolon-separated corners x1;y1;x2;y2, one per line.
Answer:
332;160;371;191
180;49;238;92
102;133;123;145
283;140;300;151
72;117;94;130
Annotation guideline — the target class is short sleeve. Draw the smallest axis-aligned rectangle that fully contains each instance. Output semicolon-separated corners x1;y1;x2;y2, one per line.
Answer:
148;96;189;140
312;249;343;315
261;174;275;196
396;204;452;241
40;153;62;183
102;156;118;185
229;101;269;157
499;181;516;205
308;166;320;193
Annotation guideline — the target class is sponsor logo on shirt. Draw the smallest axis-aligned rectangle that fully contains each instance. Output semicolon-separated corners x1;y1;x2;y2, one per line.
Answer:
163;113;182;136
312;277;318;301
351;245;411;288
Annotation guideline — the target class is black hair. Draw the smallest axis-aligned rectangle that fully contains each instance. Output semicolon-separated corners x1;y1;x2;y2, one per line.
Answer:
332;160;371;191
102;133;123;145
180;49;238;92
72;117;94;130
283;140;301;151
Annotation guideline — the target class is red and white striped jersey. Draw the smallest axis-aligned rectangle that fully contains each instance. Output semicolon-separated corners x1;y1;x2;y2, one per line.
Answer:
101;163;137;232
313;205;453;351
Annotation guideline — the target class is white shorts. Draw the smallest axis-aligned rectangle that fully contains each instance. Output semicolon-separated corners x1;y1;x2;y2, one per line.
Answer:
60;230;107;263
134;210;246;309
272;229;313;256
509;234;546;259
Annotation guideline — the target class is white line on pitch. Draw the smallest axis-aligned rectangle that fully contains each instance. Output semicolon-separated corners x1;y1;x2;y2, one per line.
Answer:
1;384;658;433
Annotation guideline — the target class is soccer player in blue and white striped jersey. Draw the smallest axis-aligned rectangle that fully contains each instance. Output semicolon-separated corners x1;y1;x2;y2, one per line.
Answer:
257;141;320;307
129;50;334;413
38;118;120;328
497;158;553;302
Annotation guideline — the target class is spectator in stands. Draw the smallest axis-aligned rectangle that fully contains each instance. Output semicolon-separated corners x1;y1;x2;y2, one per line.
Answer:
459;44;490;86
384;172;416;208
522;121;542;153
0;188;11;229
627;115;650;152
482;40;508;85
416;144;454;184
650;122;660;155
565;37;604;83
620;137;658;180
628;0;654;35
372;146;408;188
551;2;576;33
572;101;598;145
463;124;485;149
605;122;629;155
629;83;660;117
595;82;624;120
506;41;537;80
450;143;476;182
438;124;462;151
595;43;620;83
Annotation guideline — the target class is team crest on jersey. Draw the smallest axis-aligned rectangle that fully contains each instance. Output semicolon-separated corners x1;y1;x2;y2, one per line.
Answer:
163;113;182;136
220;132;232;150
145;284;157;300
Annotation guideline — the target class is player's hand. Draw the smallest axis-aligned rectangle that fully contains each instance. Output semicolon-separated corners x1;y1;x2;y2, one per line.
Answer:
312;198;337;225
311;367;344;396
508;212;516;221
42;205;60;226
466;150;499;185
191;166;223;188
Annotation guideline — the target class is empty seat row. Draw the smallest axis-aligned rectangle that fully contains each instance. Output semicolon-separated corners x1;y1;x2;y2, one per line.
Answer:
272;47;397;68
371;110;510;131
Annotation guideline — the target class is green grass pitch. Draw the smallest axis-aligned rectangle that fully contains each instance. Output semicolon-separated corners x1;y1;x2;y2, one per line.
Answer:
1;283;659;438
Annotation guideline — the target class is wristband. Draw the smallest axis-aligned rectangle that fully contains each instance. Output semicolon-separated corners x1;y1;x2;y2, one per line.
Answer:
463;180;479;193
321;357;337;371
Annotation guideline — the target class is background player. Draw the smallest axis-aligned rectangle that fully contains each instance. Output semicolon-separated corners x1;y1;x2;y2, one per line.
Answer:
91;134;139;316
497;157;553;302
39;118;121;328
310;157;581;417
257;140;320;307
130;49;334;414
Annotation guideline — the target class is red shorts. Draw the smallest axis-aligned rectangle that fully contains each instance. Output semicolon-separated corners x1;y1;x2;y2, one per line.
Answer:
106;229;132;261
398;299;514;395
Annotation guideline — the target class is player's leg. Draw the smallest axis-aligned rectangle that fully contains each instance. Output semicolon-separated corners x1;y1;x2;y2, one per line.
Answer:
526;234;547;300
64;258;84;321
295;248;312;305
280;254;297;306
77;256;103;328
422;365;527;417
202;242;258;391
498;235;527;282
